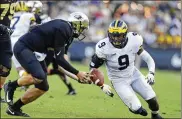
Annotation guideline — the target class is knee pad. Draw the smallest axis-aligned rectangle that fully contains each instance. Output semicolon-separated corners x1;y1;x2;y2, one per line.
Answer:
0;65;10;77
129;106;148;116
147;97;159;111
32;71;46;84
35;79;49;91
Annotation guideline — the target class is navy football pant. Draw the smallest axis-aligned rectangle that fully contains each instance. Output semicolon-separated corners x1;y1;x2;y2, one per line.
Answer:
13;40;49;91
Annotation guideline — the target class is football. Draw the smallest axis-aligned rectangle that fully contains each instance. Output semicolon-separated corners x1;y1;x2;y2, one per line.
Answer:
90;68;104;86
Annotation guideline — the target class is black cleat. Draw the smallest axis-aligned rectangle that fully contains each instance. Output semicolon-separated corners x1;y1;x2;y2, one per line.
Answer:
4;81;16;105
152;113;163;119
6;106;30;117
129;107;148;116
67;89;76;95
1;97;6;103
140;108;148;116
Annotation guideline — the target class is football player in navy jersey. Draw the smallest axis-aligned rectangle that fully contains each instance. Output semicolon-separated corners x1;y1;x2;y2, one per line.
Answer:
4;12;91;117
0;0;16;103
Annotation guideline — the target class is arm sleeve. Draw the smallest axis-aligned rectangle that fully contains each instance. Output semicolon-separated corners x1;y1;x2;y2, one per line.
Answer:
139;50;155;73
95;42;106;59
90;54;105;69
134;34;144;53
55;47;79;75
54;29;78;75
64;44;69;54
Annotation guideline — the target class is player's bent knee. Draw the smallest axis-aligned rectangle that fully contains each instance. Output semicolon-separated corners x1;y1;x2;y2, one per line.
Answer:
0;65;11;77
36;83;49;91
34;80;49;91
32;72;46;84
146;97;159;111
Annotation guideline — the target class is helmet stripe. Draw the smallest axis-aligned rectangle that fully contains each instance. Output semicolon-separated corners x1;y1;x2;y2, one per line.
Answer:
111;20;116;27
114;20;119;28
121;22;126;29
118;21;122;27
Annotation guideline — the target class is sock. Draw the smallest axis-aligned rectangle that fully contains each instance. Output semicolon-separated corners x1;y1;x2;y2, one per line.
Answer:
63;80;73;91
59;74;74;91
152;111;159;115
12;98;25;110
49;69;59;75
67;83;74;91
9;80;19;89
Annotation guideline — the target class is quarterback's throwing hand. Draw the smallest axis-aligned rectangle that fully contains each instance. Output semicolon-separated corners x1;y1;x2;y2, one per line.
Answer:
100;84;114;97
146;72;155;85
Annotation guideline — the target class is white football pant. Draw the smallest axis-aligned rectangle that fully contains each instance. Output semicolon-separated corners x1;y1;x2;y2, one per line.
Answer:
111;67;156;111
11;36;21;69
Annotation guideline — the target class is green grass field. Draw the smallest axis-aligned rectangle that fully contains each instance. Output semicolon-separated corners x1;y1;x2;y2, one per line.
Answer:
1;62;181;118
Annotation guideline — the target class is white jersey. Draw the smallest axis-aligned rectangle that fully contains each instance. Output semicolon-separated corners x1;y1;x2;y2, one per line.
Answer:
10;12;35;37
10;12;46;69
95;32;143;80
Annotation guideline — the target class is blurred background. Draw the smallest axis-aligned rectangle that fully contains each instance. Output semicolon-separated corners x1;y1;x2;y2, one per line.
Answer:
42;0;181;71
1;1;181;118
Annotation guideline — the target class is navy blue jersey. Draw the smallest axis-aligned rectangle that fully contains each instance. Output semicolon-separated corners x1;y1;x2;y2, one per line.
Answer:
18;19;79;75
20;19;73;53
0;0;16;27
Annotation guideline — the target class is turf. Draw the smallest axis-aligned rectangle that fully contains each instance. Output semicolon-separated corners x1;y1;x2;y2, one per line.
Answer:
1;62;181;118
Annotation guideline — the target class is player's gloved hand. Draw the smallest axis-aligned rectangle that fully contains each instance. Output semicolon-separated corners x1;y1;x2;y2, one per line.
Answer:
146;72;155;85
7;28;13;35
77;71;92;84
0;24;12;36
100;84;114;97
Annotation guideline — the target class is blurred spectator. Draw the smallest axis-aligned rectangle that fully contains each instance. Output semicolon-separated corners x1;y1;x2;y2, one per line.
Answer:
42;1;181;49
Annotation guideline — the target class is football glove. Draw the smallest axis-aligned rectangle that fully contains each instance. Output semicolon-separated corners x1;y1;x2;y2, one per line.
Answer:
0;24;13;36
100;84;114;97
146;72;155;85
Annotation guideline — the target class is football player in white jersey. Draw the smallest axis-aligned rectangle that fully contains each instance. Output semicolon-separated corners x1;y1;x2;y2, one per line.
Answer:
90;20;162;119
27;1;51;24
10;1;36;78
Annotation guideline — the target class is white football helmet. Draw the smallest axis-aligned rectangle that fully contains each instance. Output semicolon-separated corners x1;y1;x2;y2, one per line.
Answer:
68;12;89;40
26;1;43;14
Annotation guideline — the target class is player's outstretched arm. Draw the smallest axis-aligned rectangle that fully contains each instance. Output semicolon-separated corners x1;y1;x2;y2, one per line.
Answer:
55;47;91;83
89;54;114;97
138;48;155;85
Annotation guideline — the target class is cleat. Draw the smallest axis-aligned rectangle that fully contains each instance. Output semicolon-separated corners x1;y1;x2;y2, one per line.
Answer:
67;89;76;95
152;113;163;119
140;108;148;116
129;107;148;116
6;106;30;117
1;97;6;103
4;81;16;105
